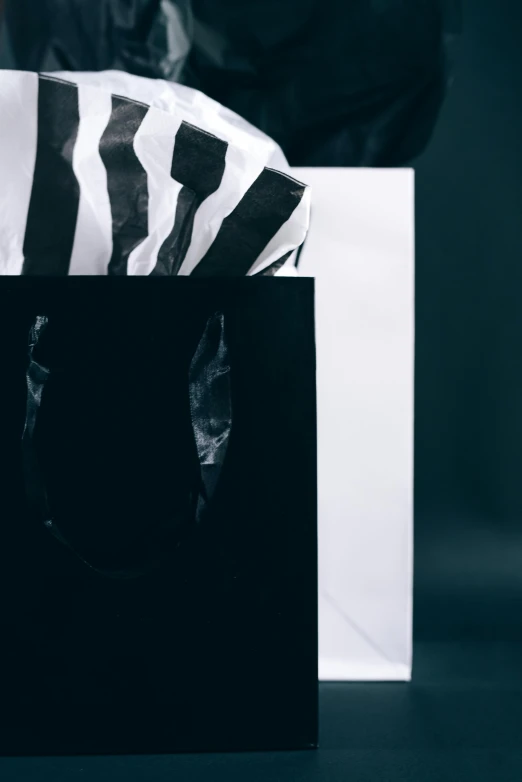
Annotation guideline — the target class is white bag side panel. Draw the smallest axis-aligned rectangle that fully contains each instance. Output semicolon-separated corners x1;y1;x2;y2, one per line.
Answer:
294;167;414;682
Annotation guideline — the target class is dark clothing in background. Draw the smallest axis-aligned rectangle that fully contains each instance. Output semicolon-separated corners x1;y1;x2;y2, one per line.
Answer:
186;0;460;166
6;0;460;166
5;0;192;80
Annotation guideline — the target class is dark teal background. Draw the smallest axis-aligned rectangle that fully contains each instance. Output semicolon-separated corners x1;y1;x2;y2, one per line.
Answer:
415;0;522;644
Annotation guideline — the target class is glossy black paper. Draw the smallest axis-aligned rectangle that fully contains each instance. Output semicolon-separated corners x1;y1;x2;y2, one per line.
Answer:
0;277;317;755
21;310;231;578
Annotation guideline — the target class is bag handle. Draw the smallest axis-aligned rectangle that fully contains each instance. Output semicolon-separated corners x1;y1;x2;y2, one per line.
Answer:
22;312;232;579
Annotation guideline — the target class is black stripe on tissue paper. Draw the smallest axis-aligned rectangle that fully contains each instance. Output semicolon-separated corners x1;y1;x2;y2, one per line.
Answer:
99;95;149;276
151;122;228;276
22;76;81;275
191;168;306;277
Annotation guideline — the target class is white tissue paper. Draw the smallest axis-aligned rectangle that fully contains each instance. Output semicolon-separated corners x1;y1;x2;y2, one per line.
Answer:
0;70;309;276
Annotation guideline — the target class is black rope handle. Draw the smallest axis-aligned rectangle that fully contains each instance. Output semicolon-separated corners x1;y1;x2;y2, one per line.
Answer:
22;312;232;579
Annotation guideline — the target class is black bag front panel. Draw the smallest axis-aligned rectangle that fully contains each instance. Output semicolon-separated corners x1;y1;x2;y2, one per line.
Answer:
0;278;317;754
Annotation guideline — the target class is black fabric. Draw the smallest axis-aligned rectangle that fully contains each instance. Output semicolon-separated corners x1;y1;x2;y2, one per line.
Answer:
0;277;317;755
5;0;191;79
151;122;228;276
186;0;461;167
191;168;306;277
22;76;80;276
99;95;150;276
5;0;460;168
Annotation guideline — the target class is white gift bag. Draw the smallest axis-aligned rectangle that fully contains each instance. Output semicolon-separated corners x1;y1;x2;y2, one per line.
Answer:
294;168;414;681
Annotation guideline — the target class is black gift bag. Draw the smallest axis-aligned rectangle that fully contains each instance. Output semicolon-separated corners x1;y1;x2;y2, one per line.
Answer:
0;277;317;755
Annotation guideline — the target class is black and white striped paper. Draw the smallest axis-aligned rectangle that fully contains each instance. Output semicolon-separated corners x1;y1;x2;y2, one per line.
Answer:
0;70;310;276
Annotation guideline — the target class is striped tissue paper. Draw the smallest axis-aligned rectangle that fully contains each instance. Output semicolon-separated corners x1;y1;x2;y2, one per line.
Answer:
0;70;310;276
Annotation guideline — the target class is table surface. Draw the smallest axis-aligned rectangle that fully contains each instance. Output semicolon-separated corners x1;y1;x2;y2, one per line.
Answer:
2;642;522;782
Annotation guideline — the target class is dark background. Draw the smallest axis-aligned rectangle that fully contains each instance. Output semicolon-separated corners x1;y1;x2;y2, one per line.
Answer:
414;0;522;645
2;0;522;778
